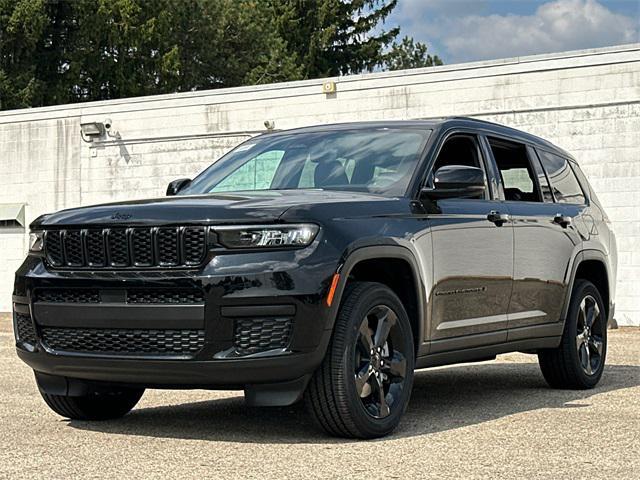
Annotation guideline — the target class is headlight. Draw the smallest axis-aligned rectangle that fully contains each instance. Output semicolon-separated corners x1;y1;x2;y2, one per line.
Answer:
29;231;44;252
216;224;319;249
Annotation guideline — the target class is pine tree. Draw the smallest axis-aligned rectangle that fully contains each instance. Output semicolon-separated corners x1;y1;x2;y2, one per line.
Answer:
0;0;443;110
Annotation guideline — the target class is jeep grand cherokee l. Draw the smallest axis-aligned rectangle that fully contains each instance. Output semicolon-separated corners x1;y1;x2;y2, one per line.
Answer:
13;118;617;438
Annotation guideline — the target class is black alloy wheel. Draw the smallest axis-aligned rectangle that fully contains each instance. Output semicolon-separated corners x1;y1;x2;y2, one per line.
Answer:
575;294;605;376
538;279;607;389
354;305;409;419
306;282;415;438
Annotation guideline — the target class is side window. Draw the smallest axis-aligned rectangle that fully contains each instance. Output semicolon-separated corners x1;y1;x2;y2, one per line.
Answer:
210;150;284;192
488;137;541;202
528;146;554;203
572;163;597;205
430;134;487;199
537;150;586;204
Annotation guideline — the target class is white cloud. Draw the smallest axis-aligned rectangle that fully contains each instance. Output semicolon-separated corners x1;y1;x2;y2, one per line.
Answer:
405;0;639;63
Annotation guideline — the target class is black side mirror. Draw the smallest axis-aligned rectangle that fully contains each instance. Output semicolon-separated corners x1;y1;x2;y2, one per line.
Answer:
166;178;191;196
421;165;486;199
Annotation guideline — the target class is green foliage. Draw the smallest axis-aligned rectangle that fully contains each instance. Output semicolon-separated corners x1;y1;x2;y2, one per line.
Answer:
384;36;443;70
266;0;400;78
0;0;442;110
0;0;49;107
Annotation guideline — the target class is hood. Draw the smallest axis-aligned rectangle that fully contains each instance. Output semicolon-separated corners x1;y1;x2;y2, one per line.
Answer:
32;190;400;228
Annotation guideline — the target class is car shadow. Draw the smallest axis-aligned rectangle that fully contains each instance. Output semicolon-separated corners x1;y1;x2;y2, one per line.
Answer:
66;362;640;444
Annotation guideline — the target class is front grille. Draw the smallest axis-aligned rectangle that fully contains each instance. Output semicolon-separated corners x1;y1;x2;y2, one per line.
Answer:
131;229;153;266
107;229;129;267
157;228;179;266
183;228;207;265
44;227;209;269
86;229;106;266
234;317;292;355
127;289;205;304
64;230;84;266
15;313;37;346
45;231;64;266
41;327;205;356
37;289;100;303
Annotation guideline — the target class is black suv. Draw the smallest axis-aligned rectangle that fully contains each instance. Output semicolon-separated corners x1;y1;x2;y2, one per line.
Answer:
14;118;617;438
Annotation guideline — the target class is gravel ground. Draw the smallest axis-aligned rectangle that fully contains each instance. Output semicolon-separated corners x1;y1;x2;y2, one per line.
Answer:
1;317;638;479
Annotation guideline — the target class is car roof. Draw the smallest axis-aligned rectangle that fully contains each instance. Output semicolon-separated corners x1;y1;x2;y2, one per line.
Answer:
264;117;572;160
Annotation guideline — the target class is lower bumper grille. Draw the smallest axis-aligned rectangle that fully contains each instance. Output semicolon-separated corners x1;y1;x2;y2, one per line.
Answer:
234;317;292;355
126;289;204;304
41;327;205;356
15;313;37;347
33;288;204;304
37;289;100;303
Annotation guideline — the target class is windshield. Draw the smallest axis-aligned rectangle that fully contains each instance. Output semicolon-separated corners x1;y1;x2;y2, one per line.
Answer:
179;127;431;197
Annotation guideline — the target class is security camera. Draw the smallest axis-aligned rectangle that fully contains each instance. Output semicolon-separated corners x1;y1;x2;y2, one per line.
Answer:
104;118;112;130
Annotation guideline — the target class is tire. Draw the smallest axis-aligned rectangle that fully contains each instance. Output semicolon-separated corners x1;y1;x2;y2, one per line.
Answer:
39;387;144;421
538;279;607;389
306;281;415;439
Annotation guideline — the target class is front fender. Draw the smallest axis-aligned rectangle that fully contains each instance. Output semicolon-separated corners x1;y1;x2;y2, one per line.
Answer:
324;244;428;353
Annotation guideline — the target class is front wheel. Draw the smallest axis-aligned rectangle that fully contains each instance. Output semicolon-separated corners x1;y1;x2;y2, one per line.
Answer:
538;279;607;389
306;282;415;438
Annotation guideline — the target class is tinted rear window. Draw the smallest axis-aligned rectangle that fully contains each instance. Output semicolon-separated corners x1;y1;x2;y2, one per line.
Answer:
537;150;586;204
571;163;598;205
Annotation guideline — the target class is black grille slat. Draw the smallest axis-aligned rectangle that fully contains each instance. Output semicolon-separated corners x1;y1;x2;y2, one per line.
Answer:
131;228;153;266
86;229;106;266
64;230;84;266
41;328;205;356
44;226;207;269
37;289;100;303
15;313;37;346
234;317;292;355
127;289;204;304
44;231;64;266
108;229;130;267
157;228;179;266
183;228;207;265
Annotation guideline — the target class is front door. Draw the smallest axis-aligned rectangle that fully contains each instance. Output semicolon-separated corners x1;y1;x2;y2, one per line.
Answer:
425;133;514;352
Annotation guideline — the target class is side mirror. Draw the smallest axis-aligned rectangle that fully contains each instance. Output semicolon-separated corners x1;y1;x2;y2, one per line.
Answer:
421;165;486;199
166;178;191;196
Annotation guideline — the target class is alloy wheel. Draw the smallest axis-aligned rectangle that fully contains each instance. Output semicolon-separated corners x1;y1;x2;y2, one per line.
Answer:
354;305;409;419
576;294;605;376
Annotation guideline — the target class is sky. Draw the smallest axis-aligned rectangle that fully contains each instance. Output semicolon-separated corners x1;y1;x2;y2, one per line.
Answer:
387;0;640;64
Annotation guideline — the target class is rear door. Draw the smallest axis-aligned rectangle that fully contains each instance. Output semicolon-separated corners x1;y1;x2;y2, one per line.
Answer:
425;132;513;350
484;137;583;336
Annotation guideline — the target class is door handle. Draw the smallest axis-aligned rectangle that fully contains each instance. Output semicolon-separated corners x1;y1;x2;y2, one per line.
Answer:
487;211;510;226
553;213;572;228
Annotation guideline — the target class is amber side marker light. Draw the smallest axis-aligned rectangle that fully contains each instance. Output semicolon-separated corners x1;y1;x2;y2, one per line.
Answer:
326;273;340;307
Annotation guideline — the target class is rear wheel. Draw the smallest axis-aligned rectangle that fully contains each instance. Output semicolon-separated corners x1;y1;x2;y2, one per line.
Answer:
39;386;144;420
306;282;415;438
538;279;607;389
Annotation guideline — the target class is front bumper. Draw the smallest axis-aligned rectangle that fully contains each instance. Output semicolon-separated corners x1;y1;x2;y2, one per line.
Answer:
16;344;328;387
12;252;337;390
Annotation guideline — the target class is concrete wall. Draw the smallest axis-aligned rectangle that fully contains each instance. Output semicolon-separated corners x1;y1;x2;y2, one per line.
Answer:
1;44;638;324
